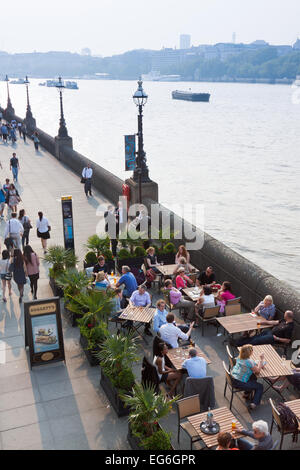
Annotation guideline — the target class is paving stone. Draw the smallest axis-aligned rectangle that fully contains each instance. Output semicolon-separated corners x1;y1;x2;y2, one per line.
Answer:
0;403;47;432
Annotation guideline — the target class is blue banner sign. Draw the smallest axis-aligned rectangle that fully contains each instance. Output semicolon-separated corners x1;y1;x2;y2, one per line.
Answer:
125;135;136;171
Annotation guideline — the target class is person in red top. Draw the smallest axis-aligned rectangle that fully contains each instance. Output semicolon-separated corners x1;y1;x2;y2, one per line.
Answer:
175;267;193;289
216;281;235;313
216;432;239;450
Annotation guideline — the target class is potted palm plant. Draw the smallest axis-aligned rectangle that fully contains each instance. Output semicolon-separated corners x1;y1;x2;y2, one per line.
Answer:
121;383;177;450
84;234;114;271
55;269;91;326
67;289;114;365
97;332;139;417
44;246;78;297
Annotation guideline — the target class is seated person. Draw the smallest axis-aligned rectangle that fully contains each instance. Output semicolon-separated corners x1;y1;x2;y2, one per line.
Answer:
175;267;194;289
153;299;189;334
216;432;239;451
116;265;138;307
159;313;194;349
216;281;235;313
94;271;110;291
164;279;196;322
129;285;152;336
268;348;300;393
93;255;108;275
197;266;216;287
173;257;193;276
253;295;276;321
175;245;190;264
236;310;294;347
231;344;265;410
182;348;206;378
153;342;182;398
145;246;161;274
195;286;216;315
109;288;123;320
236;420;273;450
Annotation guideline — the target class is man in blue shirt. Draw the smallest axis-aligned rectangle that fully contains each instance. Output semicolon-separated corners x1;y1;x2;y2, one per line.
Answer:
153;299;189;334
0;186;6;219
129;285;153;336
116;265;138;307
182;348;207;378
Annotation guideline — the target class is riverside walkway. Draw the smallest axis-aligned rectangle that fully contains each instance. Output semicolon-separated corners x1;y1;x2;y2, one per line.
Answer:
0;136;299;450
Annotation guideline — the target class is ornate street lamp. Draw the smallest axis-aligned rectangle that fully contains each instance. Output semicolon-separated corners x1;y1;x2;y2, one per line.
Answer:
55;77;69;138
132;78;151;203
5;75;14;115
24;76;36;131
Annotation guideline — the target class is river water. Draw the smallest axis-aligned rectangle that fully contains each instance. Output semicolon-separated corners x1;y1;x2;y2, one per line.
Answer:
2;79;300;292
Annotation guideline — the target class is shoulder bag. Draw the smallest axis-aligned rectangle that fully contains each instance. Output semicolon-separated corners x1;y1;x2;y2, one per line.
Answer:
4;221;13;249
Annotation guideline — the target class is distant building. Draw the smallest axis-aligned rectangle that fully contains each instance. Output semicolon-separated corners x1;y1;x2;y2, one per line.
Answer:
81;47;91;56
293;38;300;50
251;40;269;46
180;34;191;49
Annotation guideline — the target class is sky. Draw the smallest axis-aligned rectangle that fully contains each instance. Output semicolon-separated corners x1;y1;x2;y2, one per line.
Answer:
1;0;300;56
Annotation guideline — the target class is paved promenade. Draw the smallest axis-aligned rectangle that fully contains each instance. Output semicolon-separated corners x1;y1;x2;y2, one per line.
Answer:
0;136;299;450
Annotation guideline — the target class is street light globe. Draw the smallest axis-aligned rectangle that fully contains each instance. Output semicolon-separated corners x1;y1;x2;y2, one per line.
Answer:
56;77;65;93
133;78;148;106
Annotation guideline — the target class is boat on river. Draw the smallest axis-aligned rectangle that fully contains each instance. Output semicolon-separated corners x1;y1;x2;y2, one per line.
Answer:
172;90;210;102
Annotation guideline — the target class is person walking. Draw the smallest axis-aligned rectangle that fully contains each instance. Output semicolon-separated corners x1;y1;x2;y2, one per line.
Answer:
23;245;40;299
4;212;24;251
9;126;17;144
10;249;27;303
0;186;6;220
21;123;27;142
0;250;12;302
10;153;20;182
82;163;93;197
17;122;22;138
18;209;32;248
1;123;8;143
32;131;40;151
36;212;51;254
7;184;21;213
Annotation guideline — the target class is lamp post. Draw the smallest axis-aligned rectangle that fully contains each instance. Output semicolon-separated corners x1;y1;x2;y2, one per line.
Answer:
24;76;36;131
132;78;150;204
5;75;14;116
55;77;69;138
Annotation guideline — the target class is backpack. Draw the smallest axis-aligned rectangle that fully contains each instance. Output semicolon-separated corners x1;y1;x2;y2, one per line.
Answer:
276;402;299;442
146;268;156;283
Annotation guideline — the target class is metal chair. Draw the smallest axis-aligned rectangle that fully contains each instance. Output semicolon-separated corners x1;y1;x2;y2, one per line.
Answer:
226;344;236;371
223;361;249;410
199;305;220;336
175;395;202;449
225;303;241;316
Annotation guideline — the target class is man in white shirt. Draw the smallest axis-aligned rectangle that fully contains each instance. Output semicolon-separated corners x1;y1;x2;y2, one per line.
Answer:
82;164;93;197
159;313;194;349
4;213;24;250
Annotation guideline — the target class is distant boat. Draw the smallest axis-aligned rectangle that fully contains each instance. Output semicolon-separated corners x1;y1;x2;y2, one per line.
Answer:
142;70;181;82
10;78;26;84
39;79;79;89
172;90;210;102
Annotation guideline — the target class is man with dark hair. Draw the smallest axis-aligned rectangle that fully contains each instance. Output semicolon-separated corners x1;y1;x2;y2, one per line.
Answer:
10;153;20;182
159;313;194;348
182;348;207;378
197;266;216;287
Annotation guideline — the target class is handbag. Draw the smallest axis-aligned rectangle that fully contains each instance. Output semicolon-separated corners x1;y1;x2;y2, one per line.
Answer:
23;216;32;231
4;221;13;248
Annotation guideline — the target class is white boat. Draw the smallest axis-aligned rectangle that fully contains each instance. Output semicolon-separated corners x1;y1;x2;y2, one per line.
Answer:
39;79;79;89
10;78;26;84
142;70;181;82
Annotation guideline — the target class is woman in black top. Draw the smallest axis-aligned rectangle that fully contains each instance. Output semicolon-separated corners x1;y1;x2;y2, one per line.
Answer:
146;247;161;274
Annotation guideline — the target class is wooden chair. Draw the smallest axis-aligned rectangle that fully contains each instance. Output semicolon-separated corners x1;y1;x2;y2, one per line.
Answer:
225;303;241;316
226;297;242;306
199;305;220;336
269;398;298;450
175;395;202;449
226;344;236;371
223;361;248;410
144;257;161;291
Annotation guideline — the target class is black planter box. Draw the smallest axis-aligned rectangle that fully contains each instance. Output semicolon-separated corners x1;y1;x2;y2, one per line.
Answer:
49;277;64;298
65;305;82;327
100;369;130;417
157;253;176;265
116;256;144;272
79;334;100;367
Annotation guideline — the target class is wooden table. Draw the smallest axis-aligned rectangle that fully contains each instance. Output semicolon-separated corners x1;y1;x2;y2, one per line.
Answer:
183;287;218;302
217;313;270;335
167;344;212;370
238;344;293;379
119;306;155;343
157;264;198;277
285;399;300;430
188;407;243;449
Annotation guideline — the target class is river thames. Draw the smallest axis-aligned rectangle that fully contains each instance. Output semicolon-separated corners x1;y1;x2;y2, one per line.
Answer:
2;79;300;292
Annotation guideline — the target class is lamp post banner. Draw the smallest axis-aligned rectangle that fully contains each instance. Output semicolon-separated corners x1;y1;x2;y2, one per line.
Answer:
124;135;136;171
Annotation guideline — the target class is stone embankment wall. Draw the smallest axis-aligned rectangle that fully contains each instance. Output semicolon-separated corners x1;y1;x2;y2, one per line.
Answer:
3;108;300;338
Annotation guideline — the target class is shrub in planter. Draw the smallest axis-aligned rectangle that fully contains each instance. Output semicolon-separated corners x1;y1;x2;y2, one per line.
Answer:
44;246;78;285
67;289;115;326
84;251;98;267
78;318;108;366
85;234;110;256
118;248;132;260
134;246;146;258
121;383;177;450
56;269;91;325
163;242;176;255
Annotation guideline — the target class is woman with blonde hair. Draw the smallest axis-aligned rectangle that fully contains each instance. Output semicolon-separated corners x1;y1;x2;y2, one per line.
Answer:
95;271;110;291
253;295;275;321
175;245;190;264
173;256;193;275
231;344;265;410
146;246;161;273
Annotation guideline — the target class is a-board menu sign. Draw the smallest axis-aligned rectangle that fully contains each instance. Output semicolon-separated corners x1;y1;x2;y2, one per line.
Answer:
24;297;65;368
61;195;75;251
